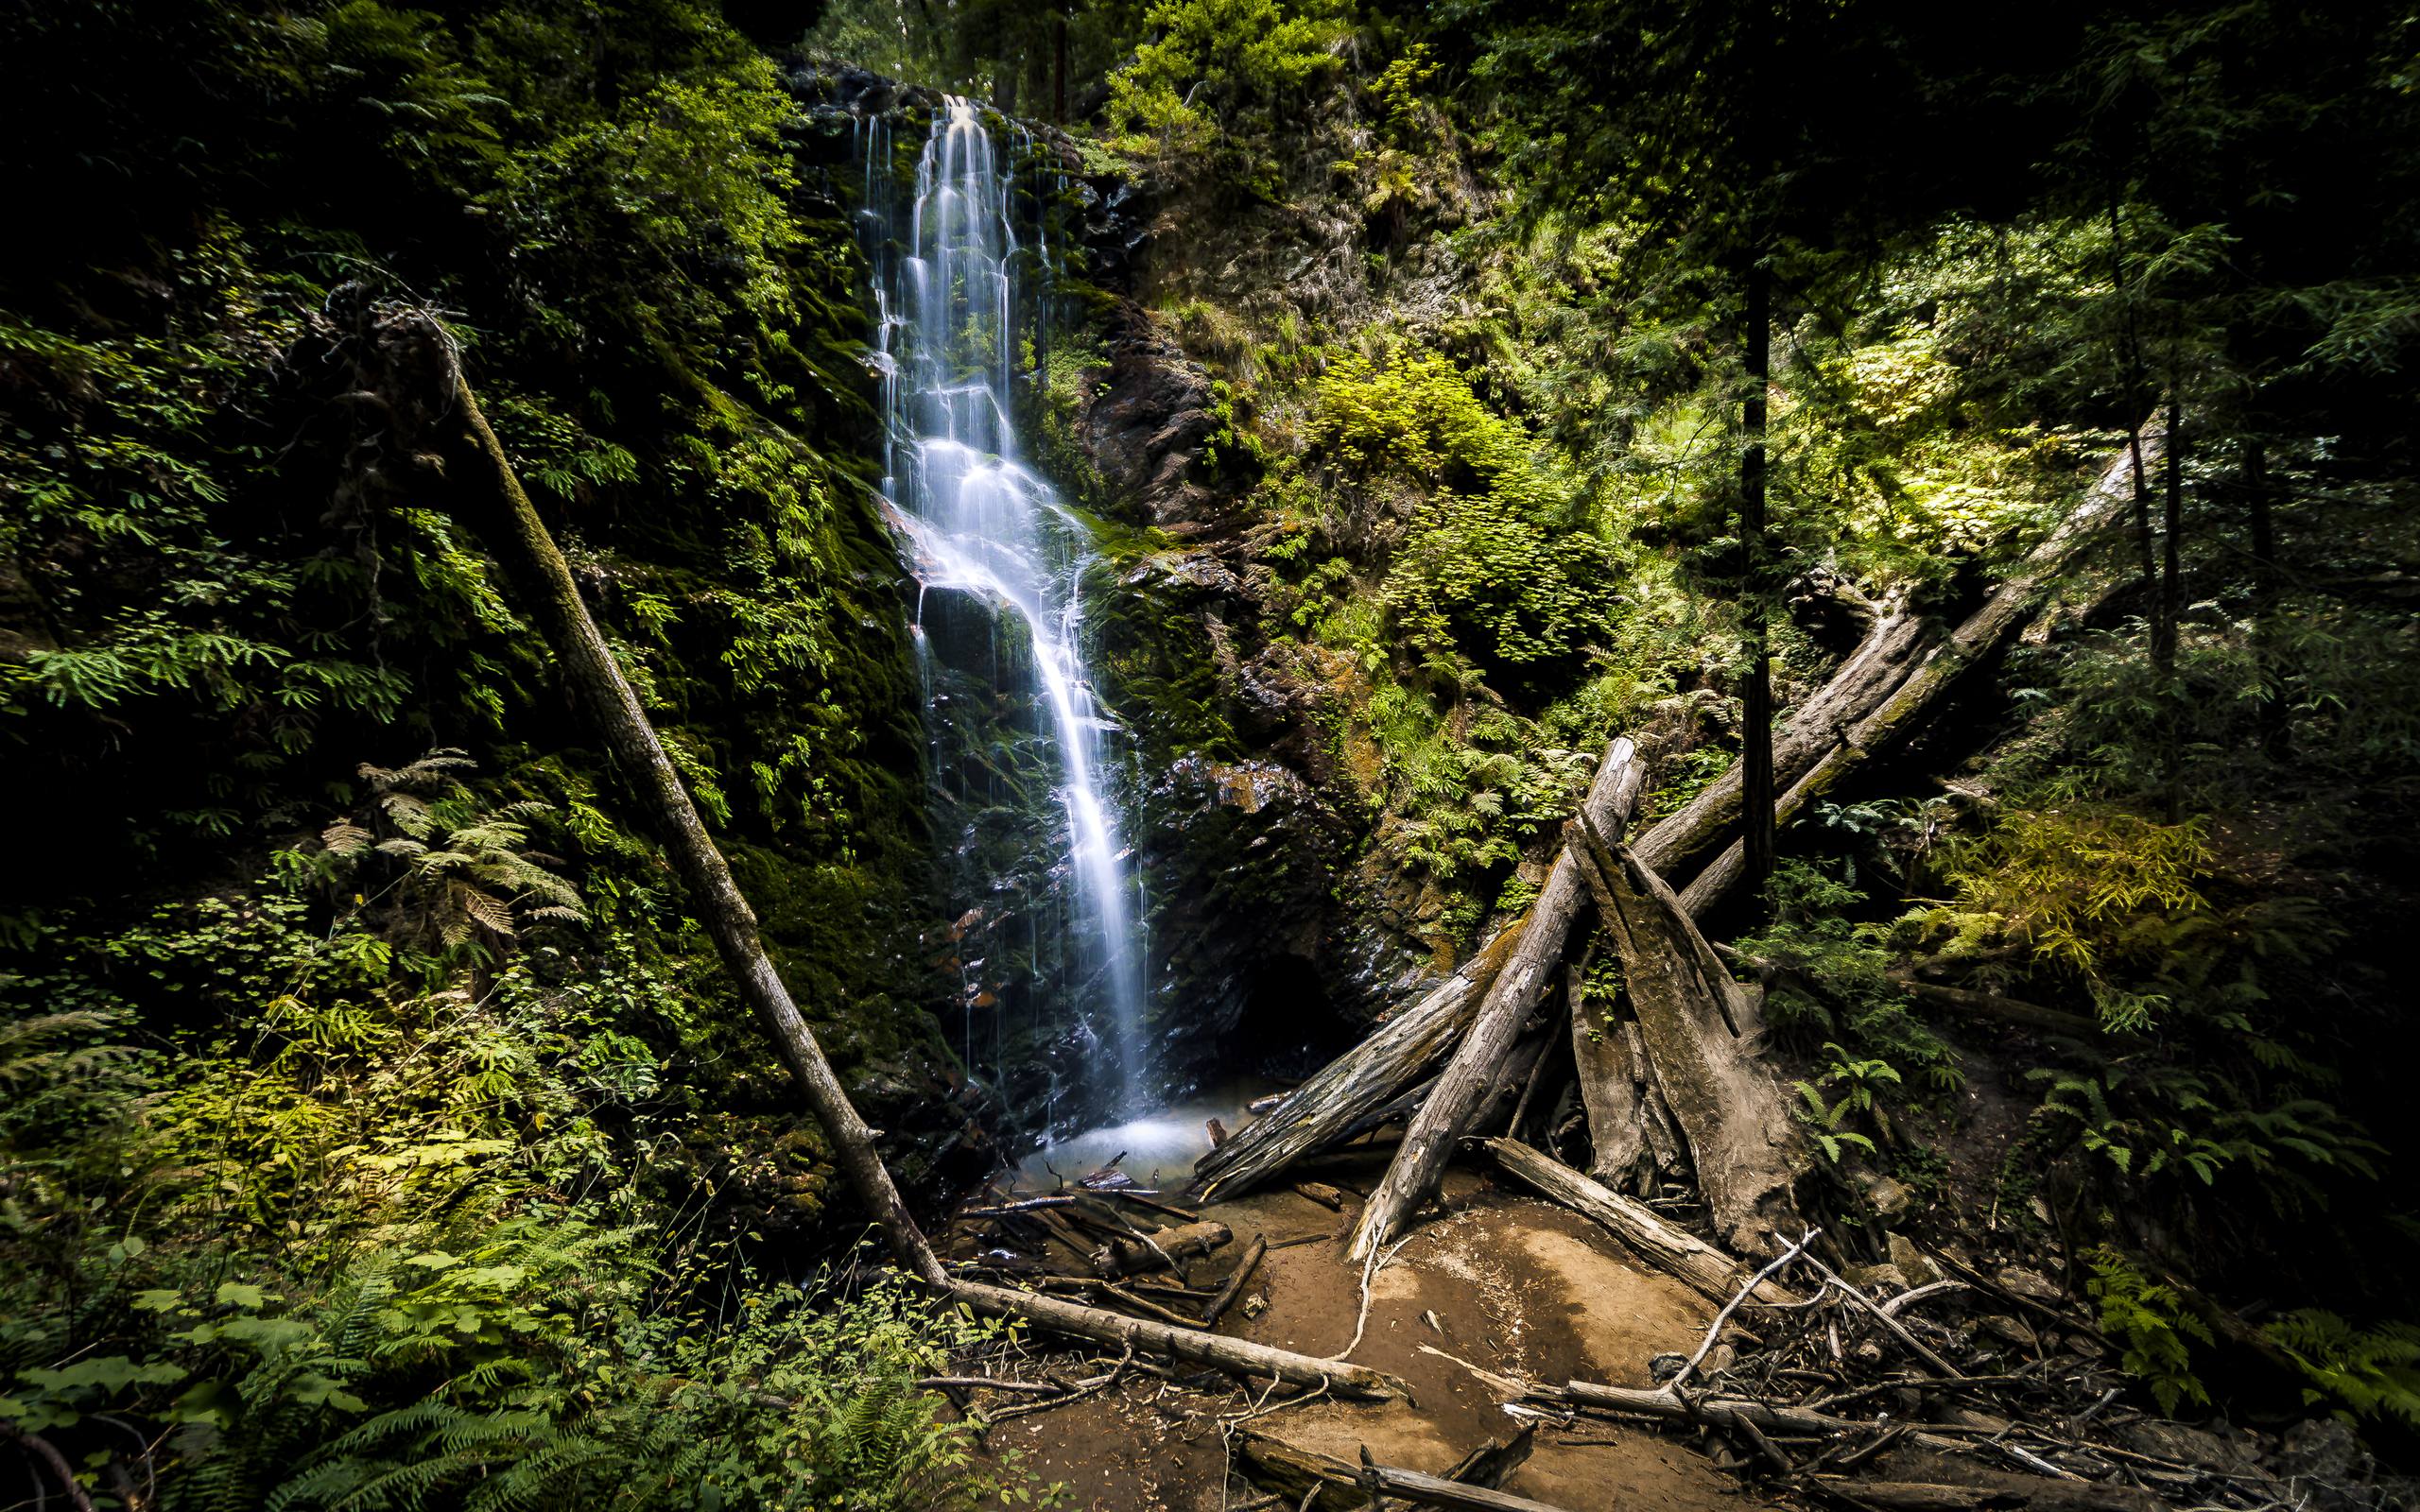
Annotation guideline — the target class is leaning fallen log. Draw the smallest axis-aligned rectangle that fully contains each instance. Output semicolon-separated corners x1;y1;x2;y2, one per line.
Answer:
1349;739;1650;1261
1190;927;1520;1201
1480;1139;1795;1306
1093;1218;1233;1278
954;1280;1407;1397
1569;815;1803;1253
1824;1480;2169;1512
366;305;1404;1402
1658;428;2158;917
1236;1431;1579;1512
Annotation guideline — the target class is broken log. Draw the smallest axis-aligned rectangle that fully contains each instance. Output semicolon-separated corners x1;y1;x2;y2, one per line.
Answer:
1293;1181;1347;1211
1237;1432;1579;1512
1897;979;2100;1039
1568;960;1653;1191
1826;1481;2169;1512
1660;431;2157;917
1480;1140;1796;1307
1569;816;1802;1253
954;1280;1405;1398
368;310;1403;1404
1094;1219;1232;1278
1202;1235;1268;1329
1192;926;1522;1201
1350;739;1649;1261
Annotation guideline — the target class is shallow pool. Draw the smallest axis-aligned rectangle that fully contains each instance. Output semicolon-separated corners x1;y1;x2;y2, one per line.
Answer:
1009;1077;1288;1192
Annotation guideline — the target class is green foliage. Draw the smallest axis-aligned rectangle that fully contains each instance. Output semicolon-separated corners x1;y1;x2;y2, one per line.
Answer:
2085;1247;2213;1417
2266;1311;2420;1431
1103;0;1343;192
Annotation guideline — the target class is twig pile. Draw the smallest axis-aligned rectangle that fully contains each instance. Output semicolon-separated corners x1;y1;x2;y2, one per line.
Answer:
1512;1236;2286;1512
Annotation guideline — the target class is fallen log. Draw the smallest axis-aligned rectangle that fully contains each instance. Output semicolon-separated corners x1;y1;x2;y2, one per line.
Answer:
1662;430;2157;917
1202;1234;1268;1328
1480;1140;1796;1306
953;1280;1405;1398
1825;1480;2169;1512
1094;1219;1232;1278
1292;1181;1347;1211
1568;960;1654;1191
1191;928;1520;1201
361;306;1404;1404
1569;816;1801;1253
1350;740;1649;1261
1236;1432;1580;1512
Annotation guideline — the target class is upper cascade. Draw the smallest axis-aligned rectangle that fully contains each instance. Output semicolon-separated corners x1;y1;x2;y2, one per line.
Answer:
858;97;1150;1115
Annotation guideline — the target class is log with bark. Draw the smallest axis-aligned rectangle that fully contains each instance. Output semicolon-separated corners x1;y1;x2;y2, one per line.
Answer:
1092;1219;1233;1278
358;305;1405;1402
1568;814;1803;1253
1656;429;2159;918
1480;1140;1795;1306
1190;923;1521;1201
1347;739;1649;1260
1236;1432;1578;1512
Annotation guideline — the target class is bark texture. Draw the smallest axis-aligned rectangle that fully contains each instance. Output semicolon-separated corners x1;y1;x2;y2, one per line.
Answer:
1482;1139;1796;1305
1348;740;1648;1260
1569;816;1801;1253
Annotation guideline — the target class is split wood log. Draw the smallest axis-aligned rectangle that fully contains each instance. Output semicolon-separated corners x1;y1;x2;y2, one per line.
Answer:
1095;1219;1232;1278
380;314;1409;1405
1568;962;1653;1191
1348;740;1648;1260
954;1280;1406;1398
1655;430;2158;917
1202;1235;1268;1329
1443;1424;1537;1491
1569;816;1802;1252
1826;1481;2169;1512
1191;927;1522;1201
1480;1140;1796;1306
1292;1182;1347;1211
1236;1433;1580;1512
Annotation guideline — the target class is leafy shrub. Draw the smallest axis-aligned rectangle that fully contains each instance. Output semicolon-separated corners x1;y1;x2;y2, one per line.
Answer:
2085;1246;2212;1417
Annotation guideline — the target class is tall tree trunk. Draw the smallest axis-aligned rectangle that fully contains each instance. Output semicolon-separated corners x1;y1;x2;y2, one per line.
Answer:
2108;190;2159;593
2244;437;2289;758
1348;741;1648;1261
2159;381;2185;819
1740;254;1776;912
1053;9;1068;126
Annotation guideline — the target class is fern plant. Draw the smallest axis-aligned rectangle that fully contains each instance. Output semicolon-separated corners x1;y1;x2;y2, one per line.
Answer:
321;750;585;951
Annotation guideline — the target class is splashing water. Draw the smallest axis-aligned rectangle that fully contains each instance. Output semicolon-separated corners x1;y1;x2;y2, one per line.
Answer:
858;98;1149;1111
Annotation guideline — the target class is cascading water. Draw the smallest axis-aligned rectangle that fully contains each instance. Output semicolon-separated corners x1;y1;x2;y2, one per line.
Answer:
856;98;1150;1120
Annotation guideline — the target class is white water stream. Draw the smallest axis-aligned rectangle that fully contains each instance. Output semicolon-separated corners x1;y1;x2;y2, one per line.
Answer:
860;99;1150;1111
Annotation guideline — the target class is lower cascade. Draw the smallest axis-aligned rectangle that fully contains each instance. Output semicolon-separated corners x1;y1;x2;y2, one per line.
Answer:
856;97;1150;1125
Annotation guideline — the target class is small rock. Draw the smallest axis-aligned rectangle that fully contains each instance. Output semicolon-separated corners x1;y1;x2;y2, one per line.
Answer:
1888;1231;1945;1287
1844;1263;1911;1293
1850;1168;1917;1218
1976;1314;2038;1349
1241;1292;1270;1320
1996;1264;2065;1302
1649;1351;1687;1383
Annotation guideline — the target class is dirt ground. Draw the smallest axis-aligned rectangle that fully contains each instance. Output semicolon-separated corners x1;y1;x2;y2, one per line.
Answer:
977;1149;1772;1512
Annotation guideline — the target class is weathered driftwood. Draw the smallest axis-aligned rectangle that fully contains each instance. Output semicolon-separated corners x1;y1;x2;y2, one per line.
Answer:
392;313;1409;1403
1830;1481;2169;1512
1202;1235;1267;1328
1191;927;1520;1201
1480;1140;1795;1307
1569;816;1801;1253
954;1280;1406;1398
1237;1432;1578;1512
1094;1218;1232;1278
1566;960;1653;1189
1349;740;1649;1261
1666;431;2159;917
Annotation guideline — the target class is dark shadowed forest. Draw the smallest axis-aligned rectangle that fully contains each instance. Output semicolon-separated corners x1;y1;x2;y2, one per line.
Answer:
3;0;2417;1507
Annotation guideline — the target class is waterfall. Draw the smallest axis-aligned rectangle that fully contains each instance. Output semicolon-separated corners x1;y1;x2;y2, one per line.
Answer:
857;98;1150;1116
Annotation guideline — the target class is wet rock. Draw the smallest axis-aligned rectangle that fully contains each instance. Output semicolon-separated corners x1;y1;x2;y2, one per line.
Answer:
1846;1263;1912;1293
1996;1264;2066;1303
1849;1165;1918;1219
1889;1230;1946;1287
1079;302;1221;527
